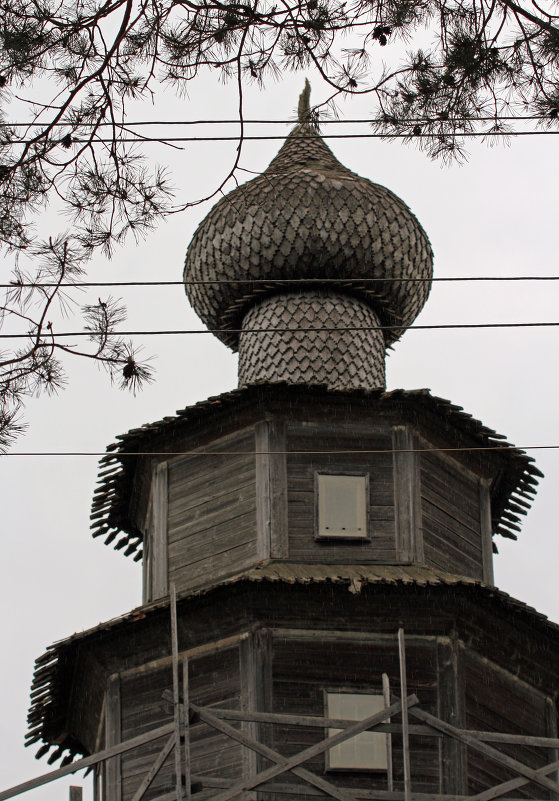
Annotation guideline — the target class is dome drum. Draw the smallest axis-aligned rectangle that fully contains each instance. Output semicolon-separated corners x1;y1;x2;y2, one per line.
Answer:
238;291;386;390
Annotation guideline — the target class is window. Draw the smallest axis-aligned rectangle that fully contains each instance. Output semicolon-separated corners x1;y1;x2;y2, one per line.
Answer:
316;473;368;539
325;692;388;771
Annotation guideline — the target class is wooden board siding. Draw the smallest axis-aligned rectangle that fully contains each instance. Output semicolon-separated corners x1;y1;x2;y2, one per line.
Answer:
420;452;484;579
270;635;440;797
463;649;555;798
167;429;258;592
119;647;243;801
286;424;396;563
120;666;174;801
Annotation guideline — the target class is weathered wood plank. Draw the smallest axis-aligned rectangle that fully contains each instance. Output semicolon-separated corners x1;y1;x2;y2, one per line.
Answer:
168;467;255;521
421;500;482;555
69;786;82;801
168;502;257;554
269;421;288;558
191;776;555;801
393;427;418;563
182;656;191;801
203;707;436;735
478;480;494;585
409;707;559;796
398;630;412;801
239;632;259;783
192;696;418;801
168;482;256;534
129;736;174;801
420;451;481;504
152;462;169;601
383;673;394;792
169;522;257;569
466;756;559;801
420;468;481;521
422;517;483;579
437;641;466;795
169;536;257;590
106;674;122;801
170;585;183;801
0;723;175;801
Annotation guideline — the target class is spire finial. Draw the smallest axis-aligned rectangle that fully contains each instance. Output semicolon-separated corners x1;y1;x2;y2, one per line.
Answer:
297;79;311;123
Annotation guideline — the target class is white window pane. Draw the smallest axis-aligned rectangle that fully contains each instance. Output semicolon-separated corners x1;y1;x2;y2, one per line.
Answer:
327;692;388;770
317;474;367;537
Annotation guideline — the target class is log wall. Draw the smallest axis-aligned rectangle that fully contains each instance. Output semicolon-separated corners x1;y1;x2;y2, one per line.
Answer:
285;423;397;563
463;649;556;798
270;635;440;796
118;646;243;801
166;429;257;593
420;451;485;580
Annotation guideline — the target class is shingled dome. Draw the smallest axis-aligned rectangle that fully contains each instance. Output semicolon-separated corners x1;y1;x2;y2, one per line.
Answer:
184;86;433;352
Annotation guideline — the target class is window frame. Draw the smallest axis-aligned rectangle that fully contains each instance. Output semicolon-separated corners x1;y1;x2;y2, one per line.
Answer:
324;688;390;773
314;471;370;541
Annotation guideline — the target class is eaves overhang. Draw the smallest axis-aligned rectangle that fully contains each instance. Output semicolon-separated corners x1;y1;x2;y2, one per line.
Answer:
27;562;558;765
90;383;541;560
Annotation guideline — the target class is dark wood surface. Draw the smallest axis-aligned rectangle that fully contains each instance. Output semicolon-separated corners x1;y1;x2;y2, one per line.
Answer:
167;429;257;593
463;650;553;798
420;451;484;580
286;422;396;563
105;674;122;801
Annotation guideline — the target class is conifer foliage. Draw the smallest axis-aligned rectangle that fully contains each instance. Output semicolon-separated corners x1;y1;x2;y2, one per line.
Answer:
0;0;557;447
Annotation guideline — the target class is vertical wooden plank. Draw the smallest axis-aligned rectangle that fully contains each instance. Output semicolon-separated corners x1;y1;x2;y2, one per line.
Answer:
255;422;272;562
268;421;288;559
93;766;102;801
545;698;559;796
437;639;467;795
240;629;272;792
393;427;421;563
105;674;121;801
412;444;424;564
240;633;258;790
170;584;183;801
398;629;412;801
69;787;82;801
142;532;151;604
479;480;495;586
152;462;169;600
182;656;191;801
382;673;394;792
142;498;153;604
255;421;288;560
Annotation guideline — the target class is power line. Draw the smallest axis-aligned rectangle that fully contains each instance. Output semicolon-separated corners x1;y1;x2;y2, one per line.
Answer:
1;115;550;127
1;322;558;339
2;445;558;457
2;276;558;290
12;131;558;144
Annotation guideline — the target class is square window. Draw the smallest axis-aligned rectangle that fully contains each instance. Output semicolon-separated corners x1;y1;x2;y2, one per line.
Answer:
316;474;368;539
326;692;388;771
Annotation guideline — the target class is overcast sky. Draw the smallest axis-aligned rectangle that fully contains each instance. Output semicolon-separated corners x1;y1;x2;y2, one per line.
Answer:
1;70;558;801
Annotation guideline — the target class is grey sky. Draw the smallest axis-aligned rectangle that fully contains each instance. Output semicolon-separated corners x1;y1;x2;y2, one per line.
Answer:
1;72;558;801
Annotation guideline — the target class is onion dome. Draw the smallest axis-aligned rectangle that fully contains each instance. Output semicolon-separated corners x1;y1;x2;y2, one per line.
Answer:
184;83;433;356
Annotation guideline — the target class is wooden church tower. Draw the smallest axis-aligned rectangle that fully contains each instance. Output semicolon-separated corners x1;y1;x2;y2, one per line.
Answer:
17;87;559;801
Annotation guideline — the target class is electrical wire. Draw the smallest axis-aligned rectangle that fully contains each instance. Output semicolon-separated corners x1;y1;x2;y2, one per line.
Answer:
2;445;558;457
2;116;551;127
10;131;558;144
1;322;558;339
2;276;559;289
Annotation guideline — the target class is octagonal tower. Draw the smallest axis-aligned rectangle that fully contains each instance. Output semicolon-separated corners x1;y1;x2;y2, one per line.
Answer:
19;86;557;801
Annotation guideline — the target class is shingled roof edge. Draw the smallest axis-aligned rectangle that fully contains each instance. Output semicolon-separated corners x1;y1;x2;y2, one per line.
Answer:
26;562;559;767
89;383;541;559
